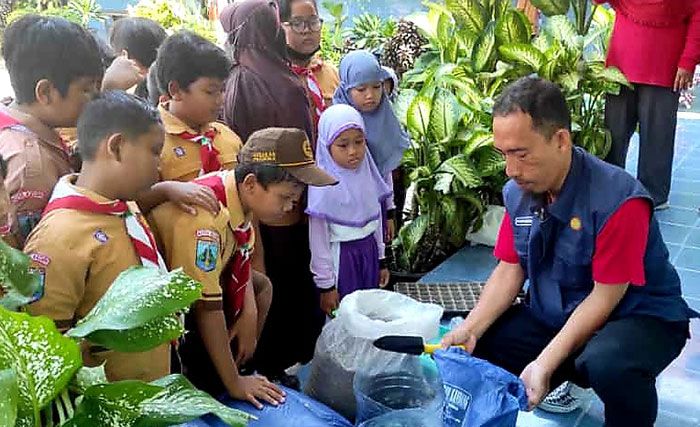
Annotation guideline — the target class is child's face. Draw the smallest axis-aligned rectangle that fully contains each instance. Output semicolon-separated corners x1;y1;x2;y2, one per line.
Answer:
116;124;164;199
47;76;101;128
244;177;305;223
283;0;322;56
330;128;366;170
349;82;383;113
171;77;225;127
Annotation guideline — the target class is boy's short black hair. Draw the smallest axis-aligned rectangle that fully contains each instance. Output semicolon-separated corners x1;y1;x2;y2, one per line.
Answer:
278;0;319;21
234;163;301;188
493;76;571;139
77;91;162;161
110;17;167;68
155;31;231;96
2;15;104;105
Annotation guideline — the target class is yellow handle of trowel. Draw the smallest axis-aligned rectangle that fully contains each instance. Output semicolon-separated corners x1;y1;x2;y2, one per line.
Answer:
424;344;467;354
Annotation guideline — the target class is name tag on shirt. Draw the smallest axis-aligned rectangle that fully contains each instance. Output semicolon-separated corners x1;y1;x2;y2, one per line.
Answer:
514;216;533;227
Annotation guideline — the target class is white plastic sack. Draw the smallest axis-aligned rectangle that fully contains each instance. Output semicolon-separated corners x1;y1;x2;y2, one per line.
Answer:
304;290;443;421
466;205;505;247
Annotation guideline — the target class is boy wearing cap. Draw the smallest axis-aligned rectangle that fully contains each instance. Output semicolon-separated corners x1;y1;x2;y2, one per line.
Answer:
148;127;336;408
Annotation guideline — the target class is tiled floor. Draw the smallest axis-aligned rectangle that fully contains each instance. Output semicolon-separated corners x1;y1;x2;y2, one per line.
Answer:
421;118;700;427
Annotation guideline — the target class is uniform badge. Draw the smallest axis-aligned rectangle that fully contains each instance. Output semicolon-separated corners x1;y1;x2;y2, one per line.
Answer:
195;230;219;272
302;139;313;158
570;216;582;231
174;146;186;158
93;229;109;244
514;216;533;227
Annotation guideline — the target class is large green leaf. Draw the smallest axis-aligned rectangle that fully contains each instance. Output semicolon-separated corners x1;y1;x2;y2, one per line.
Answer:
530;0;570;17
440;197;467;247
0;307;82;427
67;267;201;352
0;237;42;311
0;368;18;427
83;314;183;353
398;215;430;259
446;0;487;35
438;155;482;188
472;21;496;73
67;374;252;427
429;88;462;144
558;71;582;92
407;95;433;136
594;66;632;88
498;43;546;71
495;9;530;45
394;89;418;127
476;147;506;177
70;365;108;395
544;15;581;50
461;129;495;156
434;173;454;194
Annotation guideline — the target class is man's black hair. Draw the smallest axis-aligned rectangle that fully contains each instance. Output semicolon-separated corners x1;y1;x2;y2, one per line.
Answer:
155;31;231;96
110;17;167;68
493;76;571;139
2;15;104;105
234;163;301;188
77;91;162;161
278;0;319;22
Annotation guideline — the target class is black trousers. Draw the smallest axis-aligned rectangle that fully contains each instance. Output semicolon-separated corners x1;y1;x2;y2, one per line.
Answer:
604;84;680;206
473;305;689;427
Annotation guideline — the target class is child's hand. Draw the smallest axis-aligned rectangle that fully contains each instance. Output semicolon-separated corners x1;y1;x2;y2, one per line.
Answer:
385;218;396;242
379;268;390;288
320;289;339;316
164;181;220;215
102;54;144;91
230;309;258;366
230;374;286;409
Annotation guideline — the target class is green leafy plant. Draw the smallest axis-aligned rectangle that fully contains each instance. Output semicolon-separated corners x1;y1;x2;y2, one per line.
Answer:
8;0;105;27
319;0;346;65
130;0;216;43
346;13;396;54
392;0;628;273
0;245;252;427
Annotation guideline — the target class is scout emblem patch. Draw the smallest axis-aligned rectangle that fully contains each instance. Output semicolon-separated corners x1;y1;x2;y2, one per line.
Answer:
570;216;582;231
174;146;186;158
195;230;220;272
93;229;109;244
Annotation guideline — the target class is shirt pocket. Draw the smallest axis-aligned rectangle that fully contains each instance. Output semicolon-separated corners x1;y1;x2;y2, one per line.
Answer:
552;240;593;288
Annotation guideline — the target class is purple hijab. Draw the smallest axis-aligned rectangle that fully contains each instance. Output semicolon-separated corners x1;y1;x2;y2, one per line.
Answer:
306;104;392;227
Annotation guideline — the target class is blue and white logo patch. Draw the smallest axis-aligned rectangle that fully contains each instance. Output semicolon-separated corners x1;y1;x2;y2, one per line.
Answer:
514;216;533;227
442;384;472;426
174;146;186;158
195;239;218;272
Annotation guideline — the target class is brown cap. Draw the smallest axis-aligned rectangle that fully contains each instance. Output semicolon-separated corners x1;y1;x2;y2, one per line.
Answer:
239;128;338;187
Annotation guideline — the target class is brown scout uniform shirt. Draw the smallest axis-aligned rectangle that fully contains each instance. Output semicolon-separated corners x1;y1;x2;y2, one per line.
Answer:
158;103;242;182
24;175;170;382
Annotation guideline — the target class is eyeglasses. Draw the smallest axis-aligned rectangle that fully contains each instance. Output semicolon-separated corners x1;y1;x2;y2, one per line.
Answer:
283;17;323;33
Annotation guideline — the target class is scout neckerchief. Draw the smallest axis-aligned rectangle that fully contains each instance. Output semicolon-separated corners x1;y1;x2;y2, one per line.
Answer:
43;177;167;272
291;62;326;128
178;128;222;175
194;173;253;319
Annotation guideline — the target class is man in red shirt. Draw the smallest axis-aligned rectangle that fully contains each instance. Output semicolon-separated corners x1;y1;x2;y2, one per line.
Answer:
599;0;700;209
442;77;695;427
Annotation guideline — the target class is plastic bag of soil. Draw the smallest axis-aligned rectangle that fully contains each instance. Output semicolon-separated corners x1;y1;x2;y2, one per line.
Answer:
304;289;443;422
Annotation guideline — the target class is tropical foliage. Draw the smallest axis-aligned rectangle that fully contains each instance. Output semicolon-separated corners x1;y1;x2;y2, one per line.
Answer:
0;240;252;427
129;0;217;43
8;0;104;28
391;0;629;273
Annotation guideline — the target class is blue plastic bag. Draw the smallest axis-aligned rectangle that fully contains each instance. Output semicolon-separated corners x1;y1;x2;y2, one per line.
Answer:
186;386;353;427
434;348;529;427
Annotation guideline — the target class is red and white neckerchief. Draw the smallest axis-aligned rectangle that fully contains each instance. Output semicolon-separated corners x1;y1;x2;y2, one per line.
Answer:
291;63;326;127
178;128;221;176
43;178;167;271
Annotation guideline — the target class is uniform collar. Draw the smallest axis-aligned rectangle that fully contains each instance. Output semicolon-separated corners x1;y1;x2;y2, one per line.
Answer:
0;104;66;150
63;174;118;204
545;147;584;222
223;170;248;228
158;102;215;136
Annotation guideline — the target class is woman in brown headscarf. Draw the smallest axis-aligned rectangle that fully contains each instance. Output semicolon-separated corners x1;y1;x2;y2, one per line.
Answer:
220;0;324;387
220;0;315;143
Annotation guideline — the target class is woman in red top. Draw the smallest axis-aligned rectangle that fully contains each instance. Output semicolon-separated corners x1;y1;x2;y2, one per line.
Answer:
599;0;700;209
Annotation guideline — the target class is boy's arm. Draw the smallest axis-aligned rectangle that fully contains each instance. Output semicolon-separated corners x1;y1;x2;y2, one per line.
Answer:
229;277;258;365
136;181;220;215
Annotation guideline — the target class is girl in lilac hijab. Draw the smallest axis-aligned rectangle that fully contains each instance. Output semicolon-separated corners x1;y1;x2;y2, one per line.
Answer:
307;104;392;315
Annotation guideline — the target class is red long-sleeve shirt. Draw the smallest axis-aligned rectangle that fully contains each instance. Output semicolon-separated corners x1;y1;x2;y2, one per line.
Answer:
596;0;700;87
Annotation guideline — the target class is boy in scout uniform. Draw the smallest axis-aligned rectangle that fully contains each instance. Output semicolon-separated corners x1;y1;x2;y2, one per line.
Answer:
148;128;337;408
0;15;104;247
24;92;170;382
154;31;243;182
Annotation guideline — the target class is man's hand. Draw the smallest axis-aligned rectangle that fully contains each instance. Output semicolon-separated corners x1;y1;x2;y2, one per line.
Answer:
379;268;390;288
674;68;694;92
440;324;478;353
163;181;220;215
102;54;145;91
229;374;286;409
520;360;553;410
230;309;258;366
320;289;339;316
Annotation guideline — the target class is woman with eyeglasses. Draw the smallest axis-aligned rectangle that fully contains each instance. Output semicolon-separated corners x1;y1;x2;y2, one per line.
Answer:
279;0;340;128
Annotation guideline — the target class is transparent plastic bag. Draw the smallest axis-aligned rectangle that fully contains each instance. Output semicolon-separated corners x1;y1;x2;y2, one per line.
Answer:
304;290;443;422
